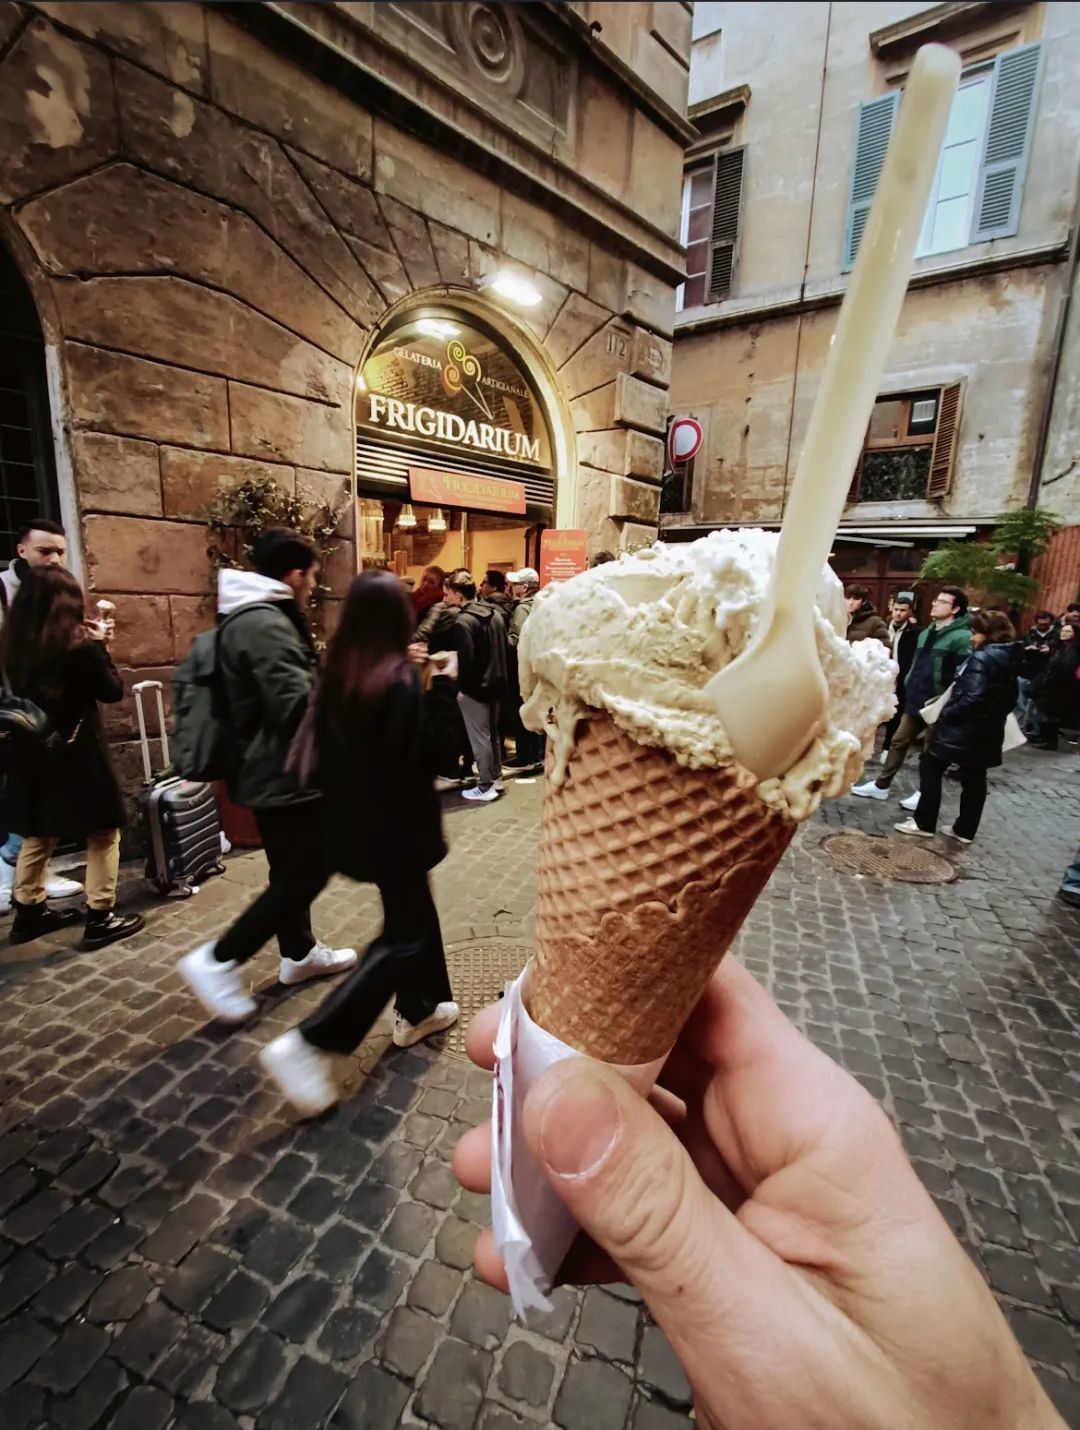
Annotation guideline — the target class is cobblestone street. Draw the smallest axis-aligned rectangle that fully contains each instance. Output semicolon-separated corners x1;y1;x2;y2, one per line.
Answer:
1;747;1079;1430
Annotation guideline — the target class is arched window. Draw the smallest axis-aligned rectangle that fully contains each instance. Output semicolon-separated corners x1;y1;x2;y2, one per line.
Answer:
0;243;59;562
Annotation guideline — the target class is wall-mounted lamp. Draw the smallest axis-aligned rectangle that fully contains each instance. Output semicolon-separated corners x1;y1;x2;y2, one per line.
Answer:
416;318;461;339
479;269;543;307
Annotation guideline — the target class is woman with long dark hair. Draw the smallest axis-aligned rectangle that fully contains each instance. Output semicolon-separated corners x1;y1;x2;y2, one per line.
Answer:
1;567;144;948
260;571;457;1115
895;608;1021;846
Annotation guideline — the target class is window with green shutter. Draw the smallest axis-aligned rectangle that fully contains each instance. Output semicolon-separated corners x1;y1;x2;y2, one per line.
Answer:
842;91;899;272
971;41;1043;241
677;147;745;311
843;42;1043;269
708;148;745;301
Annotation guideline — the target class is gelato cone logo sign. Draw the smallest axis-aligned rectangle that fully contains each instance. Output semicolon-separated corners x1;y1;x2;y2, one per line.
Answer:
358;319;551;469
443;339;492;420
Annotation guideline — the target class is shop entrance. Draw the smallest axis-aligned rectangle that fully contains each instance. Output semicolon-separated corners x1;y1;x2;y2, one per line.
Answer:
354;304;556;579
358;500;541;585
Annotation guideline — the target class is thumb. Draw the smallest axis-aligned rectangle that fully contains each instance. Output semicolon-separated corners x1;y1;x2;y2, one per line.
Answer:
523;1057;777;1344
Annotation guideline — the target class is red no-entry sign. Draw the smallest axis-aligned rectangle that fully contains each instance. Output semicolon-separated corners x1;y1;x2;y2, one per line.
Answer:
669;417;703;464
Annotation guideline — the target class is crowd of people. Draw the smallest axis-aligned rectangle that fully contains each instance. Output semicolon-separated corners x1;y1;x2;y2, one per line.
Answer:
414;563;544;801
0;525;1073;1425
845;582;1080;851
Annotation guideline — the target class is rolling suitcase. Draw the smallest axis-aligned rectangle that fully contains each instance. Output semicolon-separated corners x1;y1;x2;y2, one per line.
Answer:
134;680;224;898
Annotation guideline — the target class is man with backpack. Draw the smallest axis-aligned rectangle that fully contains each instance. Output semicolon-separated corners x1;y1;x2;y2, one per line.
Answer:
178;529;355;1024
445;571;508;803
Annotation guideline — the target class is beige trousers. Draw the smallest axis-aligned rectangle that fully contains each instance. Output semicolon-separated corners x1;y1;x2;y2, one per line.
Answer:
15;830;121;911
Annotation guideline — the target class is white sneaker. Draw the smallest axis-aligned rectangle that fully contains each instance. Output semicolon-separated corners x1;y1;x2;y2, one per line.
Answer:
947;826;974;845
494;779;505;792
260;1029;337;1117
279;942;358;987
461;786;499;802
392;1001;460;1048
899;792;920;812
851;781;889;800
178;942;256;1024
894;819;932;838
45;873;83;899
0;860;14;915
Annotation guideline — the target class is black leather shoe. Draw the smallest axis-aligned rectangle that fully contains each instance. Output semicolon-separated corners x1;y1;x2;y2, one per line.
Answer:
10;900;82;945
81;909;145;951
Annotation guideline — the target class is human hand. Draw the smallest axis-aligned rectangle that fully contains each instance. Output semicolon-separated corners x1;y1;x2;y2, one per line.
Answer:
407;641;427;666
453;959;1064;1430
86;619;113;645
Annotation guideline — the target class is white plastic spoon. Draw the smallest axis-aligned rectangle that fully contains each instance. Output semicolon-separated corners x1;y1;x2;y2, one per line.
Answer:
707;43;960;782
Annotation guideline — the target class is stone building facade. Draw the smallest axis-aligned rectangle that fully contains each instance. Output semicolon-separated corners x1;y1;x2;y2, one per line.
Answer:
665;0;1080;616
0;0;691;793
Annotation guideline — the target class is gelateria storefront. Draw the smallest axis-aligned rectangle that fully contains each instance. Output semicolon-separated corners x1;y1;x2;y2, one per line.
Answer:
354;305;558;583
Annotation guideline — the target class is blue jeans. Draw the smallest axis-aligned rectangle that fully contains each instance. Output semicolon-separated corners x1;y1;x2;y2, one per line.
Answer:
0;832;22;867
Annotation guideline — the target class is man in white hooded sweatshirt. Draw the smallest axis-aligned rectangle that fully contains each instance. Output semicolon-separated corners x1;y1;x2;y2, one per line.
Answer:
179;529;355;1023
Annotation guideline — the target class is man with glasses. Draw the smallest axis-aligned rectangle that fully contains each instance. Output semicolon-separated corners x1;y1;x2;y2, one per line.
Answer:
851;586;971;802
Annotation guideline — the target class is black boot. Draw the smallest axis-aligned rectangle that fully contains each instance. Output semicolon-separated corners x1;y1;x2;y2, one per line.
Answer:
81;908;145;952
10;899;82;945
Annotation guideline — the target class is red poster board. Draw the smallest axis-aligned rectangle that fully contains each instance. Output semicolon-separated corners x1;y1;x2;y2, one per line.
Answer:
540;529;589;587
409;466;526;515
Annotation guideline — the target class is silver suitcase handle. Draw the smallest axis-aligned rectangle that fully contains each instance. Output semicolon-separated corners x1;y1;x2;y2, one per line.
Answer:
132;680;170;782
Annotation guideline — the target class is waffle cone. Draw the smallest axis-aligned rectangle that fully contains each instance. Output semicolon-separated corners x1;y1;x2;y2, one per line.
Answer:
527;716;795;1063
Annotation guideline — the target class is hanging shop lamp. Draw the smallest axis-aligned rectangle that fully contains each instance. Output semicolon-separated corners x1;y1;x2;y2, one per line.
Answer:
428;507;447;532
396;503;417;529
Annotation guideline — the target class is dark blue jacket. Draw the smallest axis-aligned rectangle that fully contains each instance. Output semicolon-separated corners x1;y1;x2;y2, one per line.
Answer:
929;642;1021;769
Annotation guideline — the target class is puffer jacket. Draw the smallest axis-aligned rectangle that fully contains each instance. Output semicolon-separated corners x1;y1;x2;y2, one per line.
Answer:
216;569;319;810
929;641;1021;769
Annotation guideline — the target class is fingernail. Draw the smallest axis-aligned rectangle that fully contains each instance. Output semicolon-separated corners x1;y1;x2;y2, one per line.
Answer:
537;1065;623;1179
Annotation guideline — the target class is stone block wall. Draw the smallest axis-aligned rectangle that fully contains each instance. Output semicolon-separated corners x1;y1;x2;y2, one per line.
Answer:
0;1;686;809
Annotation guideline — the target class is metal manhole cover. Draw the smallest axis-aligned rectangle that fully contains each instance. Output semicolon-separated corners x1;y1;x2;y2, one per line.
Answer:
818;831;957;884
443;941;531;1056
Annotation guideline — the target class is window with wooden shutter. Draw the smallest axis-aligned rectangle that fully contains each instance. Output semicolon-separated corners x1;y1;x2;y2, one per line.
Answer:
842;91;899;272
927;381;962;498
707;148;744;301
847;386;962;502
971;42;1043;242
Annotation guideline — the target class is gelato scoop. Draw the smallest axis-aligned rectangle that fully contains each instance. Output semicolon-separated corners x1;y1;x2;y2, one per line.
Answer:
519;528;894;820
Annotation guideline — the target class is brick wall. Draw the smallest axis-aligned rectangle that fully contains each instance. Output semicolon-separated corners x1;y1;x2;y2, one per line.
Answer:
1031;524;1080;618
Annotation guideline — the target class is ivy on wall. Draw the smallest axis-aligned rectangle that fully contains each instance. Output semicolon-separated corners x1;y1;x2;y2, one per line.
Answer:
205;475;351;645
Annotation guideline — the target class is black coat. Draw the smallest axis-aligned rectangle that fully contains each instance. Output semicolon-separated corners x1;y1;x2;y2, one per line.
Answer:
453;601;508;701
929;642;1022;770
892;621;921;682
1031;642;1080;726
316;668;446;884
4;641;126;838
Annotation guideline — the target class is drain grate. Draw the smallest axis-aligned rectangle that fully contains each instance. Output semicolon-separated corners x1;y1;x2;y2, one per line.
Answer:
443;941;532;1056
818;831;957;884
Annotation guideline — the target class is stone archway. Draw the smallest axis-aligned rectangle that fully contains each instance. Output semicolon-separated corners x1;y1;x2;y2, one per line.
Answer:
354;287;578;528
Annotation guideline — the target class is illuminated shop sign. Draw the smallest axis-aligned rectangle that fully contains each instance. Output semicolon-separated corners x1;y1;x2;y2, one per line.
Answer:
358;319;551;469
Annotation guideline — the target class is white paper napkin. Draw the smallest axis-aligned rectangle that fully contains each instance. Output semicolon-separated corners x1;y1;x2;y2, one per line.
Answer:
491;960;666;1315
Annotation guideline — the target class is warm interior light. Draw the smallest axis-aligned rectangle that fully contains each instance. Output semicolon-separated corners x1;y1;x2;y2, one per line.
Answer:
355;372;367;391
482;270;543;307
428;507;447;532
396;503;417;529
416;318;461;339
